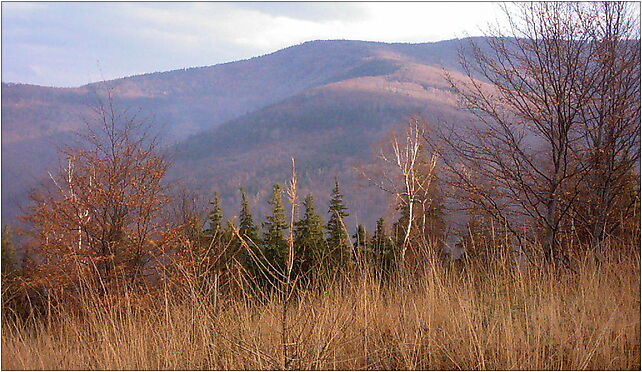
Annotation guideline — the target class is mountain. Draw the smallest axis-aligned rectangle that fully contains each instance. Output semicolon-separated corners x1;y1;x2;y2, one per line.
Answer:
2;38;479;227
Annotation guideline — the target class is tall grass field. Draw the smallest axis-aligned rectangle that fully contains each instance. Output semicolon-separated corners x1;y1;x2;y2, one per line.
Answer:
2;253;639;370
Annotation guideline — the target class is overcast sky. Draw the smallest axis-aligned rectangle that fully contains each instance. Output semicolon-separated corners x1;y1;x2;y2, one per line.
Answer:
2;2;503;87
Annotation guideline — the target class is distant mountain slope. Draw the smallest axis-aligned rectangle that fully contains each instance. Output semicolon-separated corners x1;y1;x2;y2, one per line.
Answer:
170;62;477;226
2;38;476;225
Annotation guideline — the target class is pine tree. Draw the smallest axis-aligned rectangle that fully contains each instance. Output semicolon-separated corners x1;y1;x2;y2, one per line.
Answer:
239;188;261;246
204;192;224;238
459;205;496;264
294;195;327;277
223;218;237;244
371;218;395;275
353;224;368;263
263;183;288;274
204;218;237;285
237;188;261;275
326;180;351;265
393;205;410;249
185;194;230;292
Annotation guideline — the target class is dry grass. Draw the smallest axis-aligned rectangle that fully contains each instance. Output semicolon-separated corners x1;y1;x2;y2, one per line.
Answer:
2;255;640;370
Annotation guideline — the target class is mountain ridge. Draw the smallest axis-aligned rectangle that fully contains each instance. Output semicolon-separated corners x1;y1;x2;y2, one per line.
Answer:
2;37;470;88
2;37;482;226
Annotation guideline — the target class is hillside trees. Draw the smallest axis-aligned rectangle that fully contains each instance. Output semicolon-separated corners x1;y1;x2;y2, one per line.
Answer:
21;96;171;293
440;2;640;262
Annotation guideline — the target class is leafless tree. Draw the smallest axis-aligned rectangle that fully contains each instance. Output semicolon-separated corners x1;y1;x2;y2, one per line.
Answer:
572;2;641;252
438;2;639;263
361;116;439;271
21;92;171;292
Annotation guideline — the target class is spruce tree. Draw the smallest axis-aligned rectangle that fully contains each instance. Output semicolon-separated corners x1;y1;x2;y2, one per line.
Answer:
238;188;261;275
263;183;288;274
326;180;351;265
353;224;368;262
294;195;327;277
371;218;395;275
204;192;224;238
195;194;232;287
239;188;261;246
223;218;237;244
393;203;410;249
1;225;18;314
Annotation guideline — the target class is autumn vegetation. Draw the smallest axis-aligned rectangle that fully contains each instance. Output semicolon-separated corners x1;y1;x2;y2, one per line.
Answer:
1;2;640;370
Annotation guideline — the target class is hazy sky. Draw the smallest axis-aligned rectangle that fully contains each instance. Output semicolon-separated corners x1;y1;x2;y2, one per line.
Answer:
2;2;503;87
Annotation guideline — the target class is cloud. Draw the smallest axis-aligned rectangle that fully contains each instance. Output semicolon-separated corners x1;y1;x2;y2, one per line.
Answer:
1;2;502;87
232;2;369;22
1;2;44;16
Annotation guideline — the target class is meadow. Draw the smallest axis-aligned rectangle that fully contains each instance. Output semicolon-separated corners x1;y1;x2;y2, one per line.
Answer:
3;252;639;370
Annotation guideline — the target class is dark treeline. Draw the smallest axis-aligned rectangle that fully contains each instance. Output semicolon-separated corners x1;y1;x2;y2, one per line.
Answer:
176;178;438;293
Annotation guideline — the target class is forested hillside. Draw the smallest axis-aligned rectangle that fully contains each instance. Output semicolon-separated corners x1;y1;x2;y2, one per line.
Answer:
2;38;471;225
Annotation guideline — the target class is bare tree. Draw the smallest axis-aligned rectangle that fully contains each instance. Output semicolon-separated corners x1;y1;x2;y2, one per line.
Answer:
362;116;439;271
572;2;641;251
439;2;639;263
22;93;171;292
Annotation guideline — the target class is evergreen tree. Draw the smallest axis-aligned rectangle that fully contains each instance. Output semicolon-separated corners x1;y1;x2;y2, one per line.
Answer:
189;194;231;292
294;195;327;277
220;217;240;264
353;224;368;263
262;183;288;274
1;225;17;277
236;189;261;275
393;204;410;249
205;218;238;287
239;188;261;246
204;192;224;238
222;218;237;244
371;218;395;275
326;180;351;265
